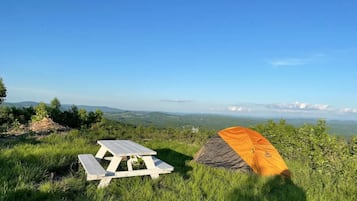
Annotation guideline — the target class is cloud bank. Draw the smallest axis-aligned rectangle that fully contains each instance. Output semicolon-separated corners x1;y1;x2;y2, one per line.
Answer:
268;101;330;111
226;101;357;120
340;108;357;113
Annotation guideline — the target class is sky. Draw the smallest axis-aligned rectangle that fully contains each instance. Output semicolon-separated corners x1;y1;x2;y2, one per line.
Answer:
1;0;357;120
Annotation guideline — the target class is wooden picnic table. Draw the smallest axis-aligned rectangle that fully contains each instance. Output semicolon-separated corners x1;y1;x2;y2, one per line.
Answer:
78;140;174;188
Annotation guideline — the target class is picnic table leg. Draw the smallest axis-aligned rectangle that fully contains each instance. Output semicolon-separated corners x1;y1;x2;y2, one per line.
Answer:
127;157;133;171
107;156;122;172
142;156;159;179
95;146;108;159
98;156;122;188
98;178;111;188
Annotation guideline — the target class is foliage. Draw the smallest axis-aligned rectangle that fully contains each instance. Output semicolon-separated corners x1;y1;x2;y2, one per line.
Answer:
253;119;357;199
349;135;357;155
49;97;61;123
50;97;61;111
254;120;355;174
87;110;104;127
0;78;6;104
0;106;34;132
31;102;49;122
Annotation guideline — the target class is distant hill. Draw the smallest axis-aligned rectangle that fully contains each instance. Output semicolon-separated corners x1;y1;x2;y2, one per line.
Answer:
3;101;124;113
4;101;357;136
105;111;265;129
3;101;39;108
105;111;357;136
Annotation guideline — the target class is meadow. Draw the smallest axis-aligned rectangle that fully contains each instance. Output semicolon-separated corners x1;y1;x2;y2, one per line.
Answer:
0;119;356;201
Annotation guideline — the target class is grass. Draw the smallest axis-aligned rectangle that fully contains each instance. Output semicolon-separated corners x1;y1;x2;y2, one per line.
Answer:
0;127;356;201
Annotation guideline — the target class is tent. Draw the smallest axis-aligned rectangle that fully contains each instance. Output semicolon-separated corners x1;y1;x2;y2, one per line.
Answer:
194;126;290;177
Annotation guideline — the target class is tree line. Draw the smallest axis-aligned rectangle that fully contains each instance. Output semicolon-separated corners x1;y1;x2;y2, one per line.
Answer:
0;78;103;132
0;97;103;132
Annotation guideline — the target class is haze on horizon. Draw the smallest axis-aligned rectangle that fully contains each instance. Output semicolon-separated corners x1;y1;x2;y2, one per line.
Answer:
1;1;357;120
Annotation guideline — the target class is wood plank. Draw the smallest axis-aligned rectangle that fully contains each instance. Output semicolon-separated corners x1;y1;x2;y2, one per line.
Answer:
95;146;108;159
112;169;167;178
142;156;159;179
152;156;174;171
106;156;122;173
78;154;107;180
97;140;157;156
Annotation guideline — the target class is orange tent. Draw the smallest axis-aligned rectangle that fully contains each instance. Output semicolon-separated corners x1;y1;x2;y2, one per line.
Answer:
195;126;290;177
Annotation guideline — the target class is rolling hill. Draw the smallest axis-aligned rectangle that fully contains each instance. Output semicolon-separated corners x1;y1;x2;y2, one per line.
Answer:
4;101;357;136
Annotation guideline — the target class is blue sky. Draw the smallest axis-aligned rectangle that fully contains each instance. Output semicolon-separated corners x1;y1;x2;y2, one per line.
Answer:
1;0;357;120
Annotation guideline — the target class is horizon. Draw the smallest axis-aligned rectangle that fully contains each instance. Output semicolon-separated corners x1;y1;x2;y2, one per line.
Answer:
1;1;357;120
4;100;357;122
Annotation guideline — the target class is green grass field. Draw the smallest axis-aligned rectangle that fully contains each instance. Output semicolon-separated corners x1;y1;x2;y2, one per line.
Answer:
0;120;356;201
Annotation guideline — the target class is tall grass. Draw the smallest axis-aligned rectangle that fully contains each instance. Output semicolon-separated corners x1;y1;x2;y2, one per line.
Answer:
0;121;356;201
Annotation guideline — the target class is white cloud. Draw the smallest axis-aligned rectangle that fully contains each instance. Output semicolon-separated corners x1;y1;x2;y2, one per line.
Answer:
269;53;326;67
270;58;306;67
268;101;330;111
227;106;251;112
340;108;357;113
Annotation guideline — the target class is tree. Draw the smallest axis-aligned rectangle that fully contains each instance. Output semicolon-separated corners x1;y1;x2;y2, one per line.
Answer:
78;108;88;125
31;102;49;122
94;109;104;122
50;97;61;111
0;106;11;131
49;97;61;122
0;78;6;104
87;109;104;125
62;105;80;128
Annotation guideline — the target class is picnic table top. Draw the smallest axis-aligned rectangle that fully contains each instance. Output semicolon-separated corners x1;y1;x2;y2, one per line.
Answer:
97;140;157;156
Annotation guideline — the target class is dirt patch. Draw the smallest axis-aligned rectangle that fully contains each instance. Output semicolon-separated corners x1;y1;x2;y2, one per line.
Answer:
5;124;29;136
29;117;69;134
1;117;70;139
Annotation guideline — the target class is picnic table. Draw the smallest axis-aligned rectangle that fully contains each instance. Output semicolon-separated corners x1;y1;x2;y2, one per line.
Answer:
78;140;174;188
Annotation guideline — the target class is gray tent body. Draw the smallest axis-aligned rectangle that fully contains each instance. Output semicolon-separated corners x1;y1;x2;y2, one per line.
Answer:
194;135;253;173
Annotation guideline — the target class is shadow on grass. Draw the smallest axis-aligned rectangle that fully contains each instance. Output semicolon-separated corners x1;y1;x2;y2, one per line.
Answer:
2;189;49;201
2;188;90;201
1;188;64;201
227;176;306;201
155;148;193;179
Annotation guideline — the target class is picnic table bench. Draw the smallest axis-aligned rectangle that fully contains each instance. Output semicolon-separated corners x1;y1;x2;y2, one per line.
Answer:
78;140;174;188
